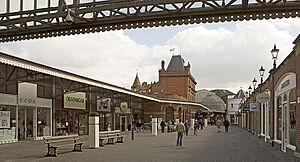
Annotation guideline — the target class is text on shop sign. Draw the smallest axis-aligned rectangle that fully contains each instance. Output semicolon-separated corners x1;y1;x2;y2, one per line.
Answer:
66;96;84;103
281;80;290;89
19;97;36;104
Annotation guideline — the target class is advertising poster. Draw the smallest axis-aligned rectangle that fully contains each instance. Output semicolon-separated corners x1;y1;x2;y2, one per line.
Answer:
0;111;10;128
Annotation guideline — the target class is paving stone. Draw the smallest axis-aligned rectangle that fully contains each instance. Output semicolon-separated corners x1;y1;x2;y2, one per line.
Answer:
0;125;299;162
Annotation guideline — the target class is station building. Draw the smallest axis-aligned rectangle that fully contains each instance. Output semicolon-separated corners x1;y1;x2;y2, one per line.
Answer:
130;55;207;124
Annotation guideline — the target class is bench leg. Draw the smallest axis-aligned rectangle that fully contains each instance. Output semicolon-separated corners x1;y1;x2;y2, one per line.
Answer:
99;139;105;147
46;146;58;157
107;138;115;144
73;143;83;152
117;137;124;143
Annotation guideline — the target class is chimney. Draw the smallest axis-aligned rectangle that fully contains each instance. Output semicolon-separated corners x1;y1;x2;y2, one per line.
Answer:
161;60;165;70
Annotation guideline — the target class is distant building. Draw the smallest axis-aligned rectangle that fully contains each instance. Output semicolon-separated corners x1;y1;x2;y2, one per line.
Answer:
131;55;199;123
227;88;247;124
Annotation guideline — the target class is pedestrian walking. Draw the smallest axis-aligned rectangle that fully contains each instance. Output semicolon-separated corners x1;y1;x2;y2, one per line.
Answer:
160;120;166;133
224;118;230;132
184;120;189;136
194;121;198;136
167;119;172;133
199;119;203;130
216;118;222;132
176;119;185;146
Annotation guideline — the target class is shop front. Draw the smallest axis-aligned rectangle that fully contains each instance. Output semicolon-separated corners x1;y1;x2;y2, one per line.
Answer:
0;82;52;144
274;73;296;152
0;93;17;144
97;97;112;131
18;82;52;141
114;103;131;132
55;92;88;136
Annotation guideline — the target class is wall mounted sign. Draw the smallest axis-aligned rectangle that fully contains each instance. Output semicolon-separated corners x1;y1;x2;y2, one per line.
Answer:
97;98;111;112
256;93;270;103
250;102;260;112
64;92;86;110
18;82;37;107
120;102;128;113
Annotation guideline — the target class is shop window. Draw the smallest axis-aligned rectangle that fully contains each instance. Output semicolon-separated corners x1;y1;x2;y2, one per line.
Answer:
79;113;88;135
99;113;111;131
55;111;68;136
0;105;17;141
289;89;296;146
37;107;51;137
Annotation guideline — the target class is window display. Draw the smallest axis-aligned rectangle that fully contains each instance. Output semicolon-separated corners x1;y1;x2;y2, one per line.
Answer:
0;105;16;141
37;107;51;137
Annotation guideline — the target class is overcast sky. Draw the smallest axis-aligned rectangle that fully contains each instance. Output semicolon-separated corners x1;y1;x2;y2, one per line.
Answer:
0;18;299;94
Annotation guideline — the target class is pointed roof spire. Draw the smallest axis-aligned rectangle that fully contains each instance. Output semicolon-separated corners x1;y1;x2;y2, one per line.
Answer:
131;73;141;91
233;88;246;99
166;55;185;71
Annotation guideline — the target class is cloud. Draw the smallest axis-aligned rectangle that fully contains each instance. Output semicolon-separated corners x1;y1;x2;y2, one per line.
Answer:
0;18;298;94
0;31;165;88
165;20;295;93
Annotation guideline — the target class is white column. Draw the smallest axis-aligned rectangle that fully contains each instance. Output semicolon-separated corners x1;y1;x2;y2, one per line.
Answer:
151;118;157;136
204;119;208;128
89;116;99;148
190;118;194;130
33;107;37;140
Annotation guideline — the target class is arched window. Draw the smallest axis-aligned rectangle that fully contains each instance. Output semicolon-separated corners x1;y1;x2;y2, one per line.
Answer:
289;88;296;146
166;107;174;121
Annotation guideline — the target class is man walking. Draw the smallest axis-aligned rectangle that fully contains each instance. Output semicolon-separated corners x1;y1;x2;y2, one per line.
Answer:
224;118;230;132
160;120;166;133
176;119;185;146
216;118;222;133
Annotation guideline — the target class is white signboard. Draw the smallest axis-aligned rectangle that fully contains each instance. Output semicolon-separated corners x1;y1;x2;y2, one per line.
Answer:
256;93;270;103
250;102;260;112
97;98;111;112
18;82;37;107
0;111;10;128
64;92;86;110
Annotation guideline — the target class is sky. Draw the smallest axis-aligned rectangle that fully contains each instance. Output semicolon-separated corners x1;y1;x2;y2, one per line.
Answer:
1;17;300;94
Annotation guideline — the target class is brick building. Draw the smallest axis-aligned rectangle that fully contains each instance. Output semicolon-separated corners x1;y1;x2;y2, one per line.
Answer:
131;55;199;123
239;34;300;156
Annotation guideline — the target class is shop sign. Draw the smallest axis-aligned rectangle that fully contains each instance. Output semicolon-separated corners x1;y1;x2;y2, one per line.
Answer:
64;92;86;110
241;106;249;113
97;98;111;112
120;102;128;113
256;93;270;103
18;82;37;107
250;102;260;112
0;111;10;128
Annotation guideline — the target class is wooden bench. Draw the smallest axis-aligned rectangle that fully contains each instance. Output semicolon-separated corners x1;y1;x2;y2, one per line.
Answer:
99;130;125;147
43;135;84;157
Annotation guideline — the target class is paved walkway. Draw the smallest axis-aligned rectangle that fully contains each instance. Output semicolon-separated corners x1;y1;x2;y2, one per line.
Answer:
0;125;299;162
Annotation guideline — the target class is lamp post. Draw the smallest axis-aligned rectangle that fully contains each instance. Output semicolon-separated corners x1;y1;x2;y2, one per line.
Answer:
259;66;265;85
252;78;257;91
270;44;279;143
271;44;279;69
248;86;252;95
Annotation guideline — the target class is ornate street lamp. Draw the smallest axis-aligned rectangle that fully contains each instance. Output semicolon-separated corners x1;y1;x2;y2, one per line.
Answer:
252;78;257;91
271;44;279;69
248;86;252;95
259;66;265;84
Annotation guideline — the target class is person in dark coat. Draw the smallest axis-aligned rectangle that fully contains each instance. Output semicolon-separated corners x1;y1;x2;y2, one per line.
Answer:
160;120;166;133
224;118;230;132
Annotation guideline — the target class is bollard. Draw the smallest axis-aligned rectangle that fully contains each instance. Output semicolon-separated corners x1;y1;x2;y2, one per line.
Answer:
131;128;134;140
